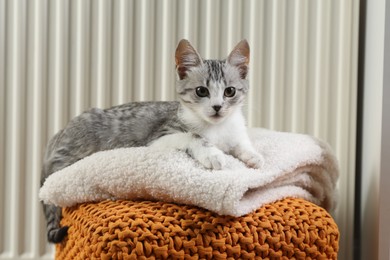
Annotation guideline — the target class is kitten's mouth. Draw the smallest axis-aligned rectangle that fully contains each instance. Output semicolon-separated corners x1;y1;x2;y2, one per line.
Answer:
209;113;224;122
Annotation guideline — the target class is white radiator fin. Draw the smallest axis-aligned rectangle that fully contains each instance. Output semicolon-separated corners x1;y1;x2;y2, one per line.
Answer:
0;0;359;259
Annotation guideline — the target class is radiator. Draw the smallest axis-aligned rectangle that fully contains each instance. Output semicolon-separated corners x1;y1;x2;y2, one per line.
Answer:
0;0;359;259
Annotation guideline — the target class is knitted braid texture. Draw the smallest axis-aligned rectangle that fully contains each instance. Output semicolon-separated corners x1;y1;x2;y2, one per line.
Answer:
56;198;339;259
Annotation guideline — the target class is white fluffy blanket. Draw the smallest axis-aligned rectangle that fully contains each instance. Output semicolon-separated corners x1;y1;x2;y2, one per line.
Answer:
39;128;339;216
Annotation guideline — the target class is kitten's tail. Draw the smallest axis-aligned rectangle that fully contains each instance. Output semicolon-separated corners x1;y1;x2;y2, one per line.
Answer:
43;203;69;243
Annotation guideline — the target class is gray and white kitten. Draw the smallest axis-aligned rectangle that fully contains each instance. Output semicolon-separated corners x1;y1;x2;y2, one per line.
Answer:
40;39;264;243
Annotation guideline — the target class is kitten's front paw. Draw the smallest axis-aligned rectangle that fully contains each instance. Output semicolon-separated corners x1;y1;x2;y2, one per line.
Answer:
196;147;226;170
239;151;264;169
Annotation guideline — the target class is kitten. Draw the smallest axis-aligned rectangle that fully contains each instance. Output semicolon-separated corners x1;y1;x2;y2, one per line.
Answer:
40;39;264;243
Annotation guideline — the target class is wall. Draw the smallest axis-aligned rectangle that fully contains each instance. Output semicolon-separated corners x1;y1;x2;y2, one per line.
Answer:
0;0;359;259
379;0;389;259
358;0;385;259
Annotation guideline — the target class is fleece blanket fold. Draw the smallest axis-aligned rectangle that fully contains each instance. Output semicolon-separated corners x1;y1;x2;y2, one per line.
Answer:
39;128;339;216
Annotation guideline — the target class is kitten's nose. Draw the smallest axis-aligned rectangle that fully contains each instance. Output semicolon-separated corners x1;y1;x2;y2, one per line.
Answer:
213;105;222;112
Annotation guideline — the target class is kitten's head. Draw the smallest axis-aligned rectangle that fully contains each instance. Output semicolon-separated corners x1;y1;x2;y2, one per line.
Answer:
175;39;250;125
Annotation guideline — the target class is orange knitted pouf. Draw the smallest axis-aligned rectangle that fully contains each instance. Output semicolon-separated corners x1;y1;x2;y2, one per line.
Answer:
55;198;339;259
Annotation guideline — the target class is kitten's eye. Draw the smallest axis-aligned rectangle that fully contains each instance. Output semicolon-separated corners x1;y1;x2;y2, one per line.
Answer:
224;87;236;97
195;87;209;97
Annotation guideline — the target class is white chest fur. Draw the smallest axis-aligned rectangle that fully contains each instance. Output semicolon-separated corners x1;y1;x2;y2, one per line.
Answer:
178;105;253;152
201;113;247;146
152;105;261;169
197;110;249;153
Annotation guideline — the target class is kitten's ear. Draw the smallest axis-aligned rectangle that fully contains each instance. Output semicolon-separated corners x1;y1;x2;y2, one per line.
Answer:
227;39;250;79
175;39;202;80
